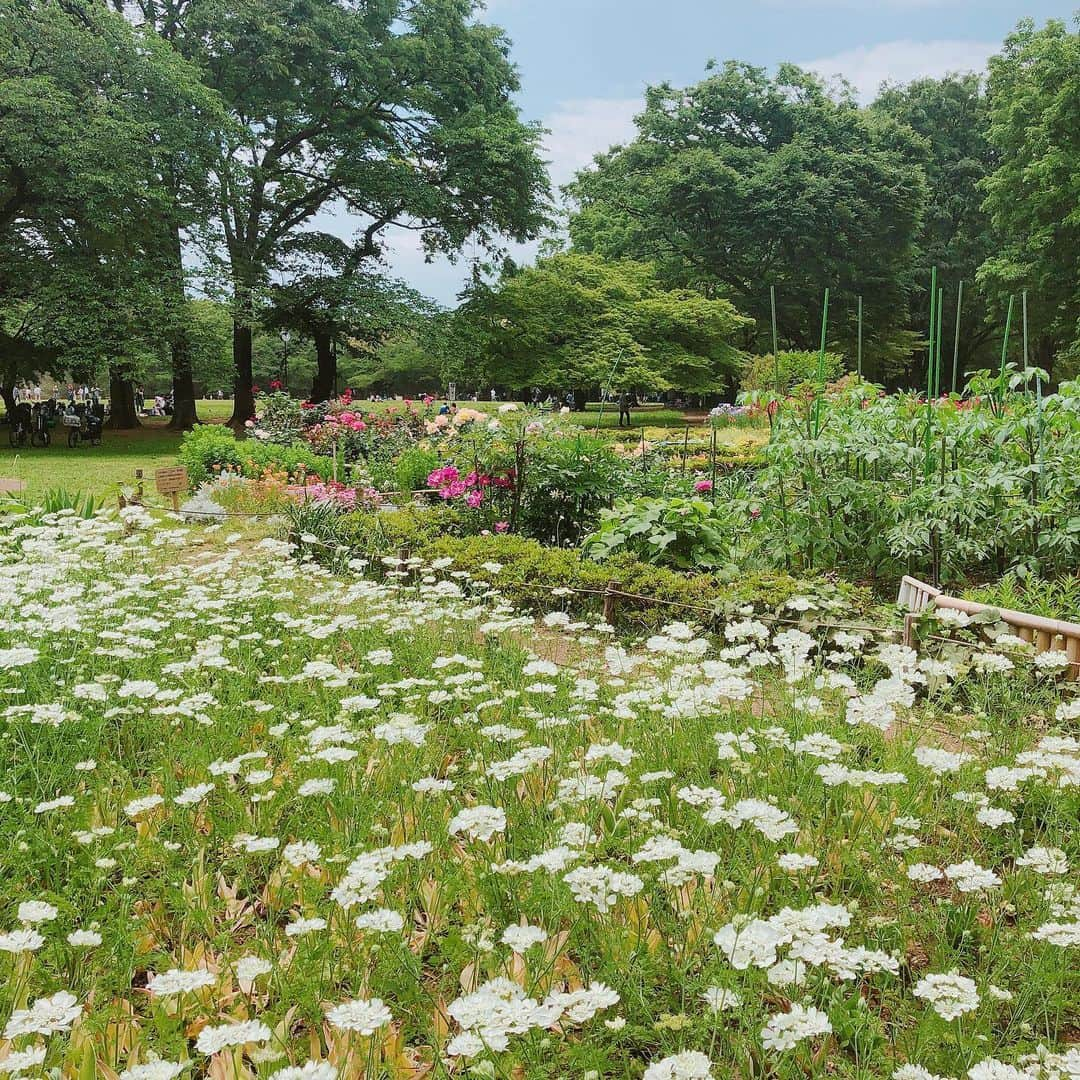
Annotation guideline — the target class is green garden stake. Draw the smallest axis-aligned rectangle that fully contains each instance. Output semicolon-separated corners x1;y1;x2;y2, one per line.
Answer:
813;287;829;437
999;294;1015;388
857;295;863;380
951;280;963;394
1022;289;1031;397
770;285;780;393
924;267;937;478
935;286;944;398
926;267;937;401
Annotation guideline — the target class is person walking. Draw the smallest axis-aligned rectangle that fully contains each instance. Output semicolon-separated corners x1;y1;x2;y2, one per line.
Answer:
618;390;632;428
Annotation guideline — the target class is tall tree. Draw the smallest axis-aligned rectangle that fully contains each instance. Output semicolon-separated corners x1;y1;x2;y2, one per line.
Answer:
0;0;217;419
180;0;547;426
460;253;751;402
566;62;926;382
979;16;1080;380
873;74;997;383
267;236;430;403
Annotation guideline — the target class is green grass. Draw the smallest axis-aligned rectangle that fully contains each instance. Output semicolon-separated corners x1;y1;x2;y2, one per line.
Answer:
0;401;232;499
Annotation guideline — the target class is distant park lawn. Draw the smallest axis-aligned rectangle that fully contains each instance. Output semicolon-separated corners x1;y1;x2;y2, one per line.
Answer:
0;398;716;500
0;401;232;500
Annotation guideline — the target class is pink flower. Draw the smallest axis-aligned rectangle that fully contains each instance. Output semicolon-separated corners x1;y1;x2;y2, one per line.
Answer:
694;479;713;492
465;489;483;509
494;521;509;533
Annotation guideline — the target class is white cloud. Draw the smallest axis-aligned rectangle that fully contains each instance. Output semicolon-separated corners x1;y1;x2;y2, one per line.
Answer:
803;39;997;102
542;97;643;189
768;0;968;6
376;96;642;304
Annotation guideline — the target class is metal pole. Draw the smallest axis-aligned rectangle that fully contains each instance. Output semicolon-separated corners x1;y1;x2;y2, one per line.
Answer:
1022;289;1030;394
999;295;1015;383
814;287;829;437
926;267;937;401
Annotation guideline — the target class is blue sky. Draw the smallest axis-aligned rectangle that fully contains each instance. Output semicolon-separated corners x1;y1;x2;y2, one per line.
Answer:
373;0;1077;305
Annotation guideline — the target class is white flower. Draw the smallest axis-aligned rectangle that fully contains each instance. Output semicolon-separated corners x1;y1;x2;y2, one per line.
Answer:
67;929;103;947
760;1003;832;1052
195;1020;273;1055
944;860;1001;892
777;853;819;872
0;1047;47;1076
282;841;321;867
701;987;742;1011
501;923;547;952
325;998;392;1035
913;971;980;1020
118;1061;189;1080
235;956;273;982
174;783;214;806
447;804;506;842
563;864;643;913
17;900;58;924
147;968;217;996
355;908;405;933
1016;846;1068;875
643;1051;714;1078
270;1064;337;1080
0;928;45;954
285;916;326;938
4;990;82;1038
907;863;943;883
0;647;37;669
124;794;165;818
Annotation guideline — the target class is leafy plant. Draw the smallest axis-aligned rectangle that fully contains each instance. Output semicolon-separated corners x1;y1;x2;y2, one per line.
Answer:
583;495;739;570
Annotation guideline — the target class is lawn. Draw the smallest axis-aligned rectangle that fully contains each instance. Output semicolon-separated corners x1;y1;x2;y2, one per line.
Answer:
0;401;232;499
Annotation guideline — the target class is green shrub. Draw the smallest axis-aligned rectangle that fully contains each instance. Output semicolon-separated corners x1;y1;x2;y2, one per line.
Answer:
394;447;442;495
240;440;333;482
178;425;244;485
178;425;332;487
410;532;870;632
742;350;846;393
518;433;624;543
335;504;464;555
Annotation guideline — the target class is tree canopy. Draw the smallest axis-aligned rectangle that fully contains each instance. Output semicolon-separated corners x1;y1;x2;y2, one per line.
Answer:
979;16;1080;378
565;62;926;382
458;253;751;398
178;0;549;422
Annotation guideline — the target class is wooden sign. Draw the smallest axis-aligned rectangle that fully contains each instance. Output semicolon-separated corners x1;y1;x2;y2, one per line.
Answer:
154;466;189;511
0;477;26;494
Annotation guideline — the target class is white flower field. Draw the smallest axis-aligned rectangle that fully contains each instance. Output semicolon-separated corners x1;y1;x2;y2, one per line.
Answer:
1;506;1078;1080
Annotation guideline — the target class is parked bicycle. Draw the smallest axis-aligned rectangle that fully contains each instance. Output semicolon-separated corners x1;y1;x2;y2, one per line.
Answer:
62;402;104;448
8;403;53;448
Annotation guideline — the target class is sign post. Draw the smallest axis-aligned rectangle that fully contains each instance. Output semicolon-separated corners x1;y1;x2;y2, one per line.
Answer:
154;466;189;513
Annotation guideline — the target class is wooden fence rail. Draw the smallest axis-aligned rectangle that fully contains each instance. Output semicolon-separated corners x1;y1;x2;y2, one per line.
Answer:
898;575;1080;679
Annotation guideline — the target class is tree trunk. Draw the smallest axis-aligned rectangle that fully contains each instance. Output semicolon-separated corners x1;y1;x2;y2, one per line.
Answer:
166;221;198;431
107;368;141;429
310;328;336;403
230;318;255;428
0;383;15;420
167;334;199;430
